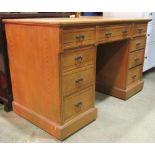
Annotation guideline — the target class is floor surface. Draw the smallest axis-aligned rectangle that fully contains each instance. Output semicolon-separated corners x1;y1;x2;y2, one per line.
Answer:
0;68;155;143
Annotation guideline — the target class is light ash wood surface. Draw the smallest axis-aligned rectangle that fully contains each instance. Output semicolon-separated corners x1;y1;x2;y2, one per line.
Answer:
3;17;151;25
4;17;150;140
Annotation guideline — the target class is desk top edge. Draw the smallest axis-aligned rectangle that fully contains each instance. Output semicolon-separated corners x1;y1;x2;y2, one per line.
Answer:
3;17;151;26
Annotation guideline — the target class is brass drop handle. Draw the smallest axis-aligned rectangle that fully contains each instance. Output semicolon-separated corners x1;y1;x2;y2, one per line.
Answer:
122;30;128;34
75;35;85;41
137;28;143;32
75;102;83;107
132;75;137;80
136;42;141;46
75;78;84;85
80;35;85;40
105;32;112;36
74;102;83;112
135;58;139;62
75;35;81;40
75;56;83;64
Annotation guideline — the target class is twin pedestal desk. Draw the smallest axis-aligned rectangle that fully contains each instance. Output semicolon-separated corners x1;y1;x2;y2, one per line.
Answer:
3;17;150;140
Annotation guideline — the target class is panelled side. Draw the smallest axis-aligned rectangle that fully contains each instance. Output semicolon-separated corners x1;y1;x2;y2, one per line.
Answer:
5;24;62;124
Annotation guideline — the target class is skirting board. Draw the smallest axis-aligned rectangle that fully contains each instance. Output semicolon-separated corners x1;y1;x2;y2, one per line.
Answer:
96;80;144;100
13;101;97;140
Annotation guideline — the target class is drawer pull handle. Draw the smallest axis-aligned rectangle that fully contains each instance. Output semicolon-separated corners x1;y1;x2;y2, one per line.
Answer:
137;28;143;32
75;102;83;107
105;32;112;36
75;78;84;85
75;35;85;41
75;35;81;40
132;75;137;79
135;58;139;62
74;102;83;112
75;56;83;65
136;42;141;46
122;30;128;34
80;35;85;40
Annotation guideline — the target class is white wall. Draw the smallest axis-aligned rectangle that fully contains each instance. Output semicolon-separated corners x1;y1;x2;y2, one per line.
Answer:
103;12;145;18
143;12;155;71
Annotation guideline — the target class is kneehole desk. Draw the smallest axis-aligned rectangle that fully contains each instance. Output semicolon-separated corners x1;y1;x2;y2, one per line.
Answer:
3;17;151;140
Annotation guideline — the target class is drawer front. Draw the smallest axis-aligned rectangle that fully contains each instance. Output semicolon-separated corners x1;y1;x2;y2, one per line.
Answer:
133;24;147;37
62;67;94;96
127;66;142;86
129;37;146;52
61;46;96;72
97;24;131;43
62;27;96;49
128;49;144;69
63;86;93;122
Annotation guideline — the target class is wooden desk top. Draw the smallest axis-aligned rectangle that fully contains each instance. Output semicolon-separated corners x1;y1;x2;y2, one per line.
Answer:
3;17;151;26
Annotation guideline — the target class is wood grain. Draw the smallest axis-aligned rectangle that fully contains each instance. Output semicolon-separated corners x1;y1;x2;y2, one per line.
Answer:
96;40;129;91
5;24;62;123
127;65;142;86
129;37;146;52
62;26;96;49
128;49;145;69
4;18;149;139
61;46;96;72
62;66;94;96
97;24;132;43
3;17;151;26
63;86;94;122
133;23;148;37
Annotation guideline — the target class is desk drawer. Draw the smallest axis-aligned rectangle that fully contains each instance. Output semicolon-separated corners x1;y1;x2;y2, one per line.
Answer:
63;86;93;122
133;24;147;37
62;66;94;96
61;46;96;72
128;49;144;69
62;27;96;49
127;65;142;86
97;24;131;43
129;37;146;52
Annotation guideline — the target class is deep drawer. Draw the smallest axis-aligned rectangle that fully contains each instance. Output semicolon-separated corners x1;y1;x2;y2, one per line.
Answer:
63;86;94;122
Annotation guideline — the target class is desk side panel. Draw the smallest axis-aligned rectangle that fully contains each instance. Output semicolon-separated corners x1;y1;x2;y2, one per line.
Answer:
5;24;62;123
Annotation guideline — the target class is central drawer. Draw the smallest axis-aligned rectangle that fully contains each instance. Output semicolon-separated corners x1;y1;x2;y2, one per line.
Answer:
63;86;93;122
62;27;96;49
128;49;144;69
127;65;142;86
97;24;131;43
62;66;94;96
